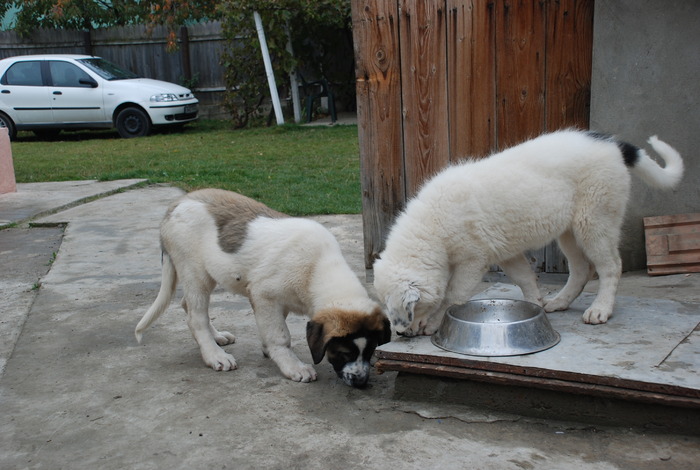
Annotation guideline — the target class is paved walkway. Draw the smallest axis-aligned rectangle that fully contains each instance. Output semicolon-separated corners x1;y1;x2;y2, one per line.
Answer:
1;180;698;469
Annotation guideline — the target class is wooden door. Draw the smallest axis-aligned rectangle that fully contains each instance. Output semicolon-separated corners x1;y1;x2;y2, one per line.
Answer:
352;0;594;271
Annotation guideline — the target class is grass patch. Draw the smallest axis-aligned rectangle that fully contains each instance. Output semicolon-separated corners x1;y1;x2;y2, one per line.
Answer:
11;120;361;215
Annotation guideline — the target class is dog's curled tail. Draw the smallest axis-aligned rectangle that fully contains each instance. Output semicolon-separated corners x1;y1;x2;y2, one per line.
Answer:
135;252;177;343
632;136;684;189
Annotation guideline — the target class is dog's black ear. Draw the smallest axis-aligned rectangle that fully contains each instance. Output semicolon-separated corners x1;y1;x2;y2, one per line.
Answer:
306;320;327;364
379;317;392;345
367;309;392;346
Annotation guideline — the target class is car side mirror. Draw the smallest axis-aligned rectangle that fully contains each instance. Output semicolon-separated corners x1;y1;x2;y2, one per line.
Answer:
80;77;98;88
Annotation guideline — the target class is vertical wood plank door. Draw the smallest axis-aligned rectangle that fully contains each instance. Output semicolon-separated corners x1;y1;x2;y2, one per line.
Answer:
447;0;497;159
495;0;546;149
352;0;594;270
352;0;405;266
399;0;451;196
545;0;594;132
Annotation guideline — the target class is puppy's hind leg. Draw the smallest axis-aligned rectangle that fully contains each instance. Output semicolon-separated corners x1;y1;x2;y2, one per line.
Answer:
182;274;237;371
500;253;543;306
578;233;622;325
544;230;594;313
250;293;317;383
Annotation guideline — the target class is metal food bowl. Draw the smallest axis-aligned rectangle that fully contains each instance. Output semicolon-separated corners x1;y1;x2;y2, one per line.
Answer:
431;299;560;356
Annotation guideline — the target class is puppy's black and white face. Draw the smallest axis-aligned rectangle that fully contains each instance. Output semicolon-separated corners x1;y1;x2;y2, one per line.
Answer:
306;308;392;388
325;335;382;387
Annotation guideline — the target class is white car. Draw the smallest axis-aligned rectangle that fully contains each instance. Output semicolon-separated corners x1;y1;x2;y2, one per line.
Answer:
0;54;199;139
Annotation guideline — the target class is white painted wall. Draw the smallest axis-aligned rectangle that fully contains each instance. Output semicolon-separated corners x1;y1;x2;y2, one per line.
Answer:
590;0;700;270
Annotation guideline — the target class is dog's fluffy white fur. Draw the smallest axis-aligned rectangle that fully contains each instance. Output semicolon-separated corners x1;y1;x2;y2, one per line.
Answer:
374;129;684;336
136;189;389;386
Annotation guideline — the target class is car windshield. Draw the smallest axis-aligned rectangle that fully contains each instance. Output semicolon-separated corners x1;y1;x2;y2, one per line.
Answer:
77;57;139;80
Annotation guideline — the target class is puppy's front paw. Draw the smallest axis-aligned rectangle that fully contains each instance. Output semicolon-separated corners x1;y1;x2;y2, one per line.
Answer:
412;320;431;336
417;324;439;336
422;313;444;336
543;296;571;313
582;307;610;324
203;350;238;371
213;330;236;346
284;362;318;383
396;328;418;337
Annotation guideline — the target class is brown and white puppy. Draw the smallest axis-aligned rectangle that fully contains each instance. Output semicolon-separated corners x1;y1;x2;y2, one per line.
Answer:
135;189;391;387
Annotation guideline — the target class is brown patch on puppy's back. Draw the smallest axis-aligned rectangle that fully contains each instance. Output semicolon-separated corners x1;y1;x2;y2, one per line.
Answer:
188;188;288;253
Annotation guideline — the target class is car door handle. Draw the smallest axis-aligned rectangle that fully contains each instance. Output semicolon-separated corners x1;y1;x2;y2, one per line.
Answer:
1;90;9;94
53;91;63;95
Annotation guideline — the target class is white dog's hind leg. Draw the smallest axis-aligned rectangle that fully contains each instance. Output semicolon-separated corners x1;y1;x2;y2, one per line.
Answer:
544;230;593;312
580;246;621;324
568;221;623;324
500;254;543;306
182;279;238;371
251;295;317;382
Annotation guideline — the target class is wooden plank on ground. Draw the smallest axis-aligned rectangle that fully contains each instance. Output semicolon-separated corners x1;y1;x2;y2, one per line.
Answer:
376;284;700;408
375;359;700;408
644;213;700;275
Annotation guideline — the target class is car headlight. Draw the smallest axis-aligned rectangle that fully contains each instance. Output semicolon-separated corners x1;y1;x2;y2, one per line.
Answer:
150;93;179;102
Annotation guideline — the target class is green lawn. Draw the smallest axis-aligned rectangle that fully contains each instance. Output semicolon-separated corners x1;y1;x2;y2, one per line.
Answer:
10;120;361;215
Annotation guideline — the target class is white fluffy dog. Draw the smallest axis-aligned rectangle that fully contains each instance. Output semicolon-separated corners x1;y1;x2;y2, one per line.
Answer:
374;130;684;336
136;189;390;387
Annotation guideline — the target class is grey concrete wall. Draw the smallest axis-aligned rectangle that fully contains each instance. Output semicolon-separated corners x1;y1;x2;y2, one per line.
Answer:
590;0;700;271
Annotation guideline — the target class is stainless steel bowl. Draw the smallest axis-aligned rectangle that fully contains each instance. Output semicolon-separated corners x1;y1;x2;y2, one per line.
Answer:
431;299;560;356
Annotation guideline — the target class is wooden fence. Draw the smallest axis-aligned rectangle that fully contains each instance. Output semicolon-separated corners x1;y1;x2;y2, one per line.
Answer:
352;0;594;271
0;22;229;118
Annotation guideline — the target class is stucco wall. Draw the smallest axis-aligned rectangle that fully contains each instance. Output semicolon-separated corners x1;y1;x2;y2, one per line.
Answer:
590;0;700;270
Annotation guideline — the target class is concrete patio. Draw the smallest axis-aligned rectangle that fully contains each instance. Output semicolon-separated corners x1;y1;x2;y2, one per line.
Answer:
1;180;699;469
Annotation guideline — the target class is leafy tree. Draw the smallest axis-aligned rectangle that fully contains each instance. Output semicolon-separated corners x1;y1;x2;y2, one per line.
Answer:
2;1;220;37
4;1;135;34
219;0;353;127
2;0;355;128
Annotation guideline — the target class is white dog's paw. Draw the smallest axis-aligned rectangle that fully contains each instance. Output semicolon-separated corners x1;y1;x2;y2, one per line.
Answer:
395;326;418;337
213;330;236;346
543;296;571;313
203;350;238;371
282;362;318;383
422;325;439;336
582;307;610;324
419;322;440;336
411;316;439;336
525;295;544;307
421;313;444;336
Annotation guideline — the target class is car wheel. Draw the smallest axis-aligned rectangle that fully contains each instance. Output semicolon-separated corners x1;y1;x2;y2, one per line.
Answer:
0;112;17;141
116;107;151;138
